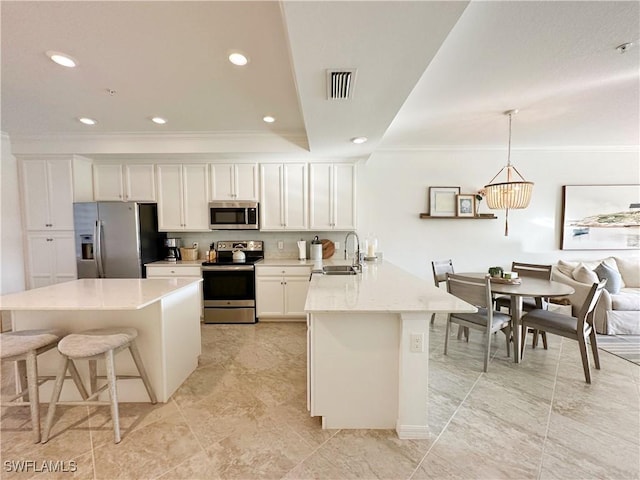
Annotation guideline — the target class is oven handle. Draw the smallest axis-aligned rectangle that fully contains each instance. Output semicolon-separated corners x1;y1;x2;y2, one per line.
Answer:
202;265;254;272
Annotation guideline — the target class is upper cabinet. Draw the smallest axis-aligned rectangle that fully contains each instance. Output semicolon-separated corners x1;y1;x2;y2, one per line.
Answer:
20;158;74;231
260;163;308;231
156;164;209;231
309;163;356;230
93;163;156;202
210;163;258;201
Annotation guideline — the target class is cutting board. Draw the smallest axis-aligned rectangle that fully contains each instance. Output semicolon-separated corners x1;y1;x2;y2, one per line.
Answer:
321;239;335;259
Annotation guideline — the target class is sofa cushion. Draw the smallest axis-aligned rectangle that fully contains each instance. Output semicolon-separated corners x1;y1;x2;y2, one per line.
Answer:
611;290;640;311
557;260;577;277
572;263;599;284
595;262;622;294
614;257;640;288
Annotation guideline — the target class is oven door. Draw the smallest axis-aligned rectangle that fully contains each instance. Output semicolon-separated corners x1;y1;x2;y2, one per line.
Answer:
202;265;256;323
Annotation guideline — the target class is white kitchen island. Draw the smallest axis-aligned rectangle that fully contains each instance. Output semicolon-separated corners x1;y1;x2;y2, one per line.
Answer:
0;278;202;402
305;261;475;439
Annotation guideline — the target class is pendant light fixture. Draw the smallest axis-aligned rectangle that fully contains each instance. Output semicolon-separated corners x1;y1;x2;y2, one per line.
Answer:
484;109;534;236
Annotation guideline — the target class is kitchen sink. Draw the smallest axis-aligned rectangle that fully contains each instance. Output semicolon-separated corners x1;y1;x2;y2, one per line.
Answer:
322;265;358;275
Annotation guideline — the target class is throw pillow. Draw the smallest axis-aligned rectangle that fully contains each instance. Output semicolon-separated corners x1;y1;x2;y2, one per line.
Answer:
557;260;577;278
594;262;622;294
572;263;599;284
614;257;640;288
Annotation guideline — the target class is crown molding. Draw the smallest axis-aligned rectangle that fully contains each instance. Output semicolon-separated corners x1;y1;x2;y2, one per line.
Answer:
375;144;640;153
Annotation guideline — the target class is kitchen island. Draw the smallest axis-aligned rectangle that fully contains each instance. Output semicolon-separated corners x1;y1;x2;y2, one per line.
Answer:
305;261;475;439
0;278;202;402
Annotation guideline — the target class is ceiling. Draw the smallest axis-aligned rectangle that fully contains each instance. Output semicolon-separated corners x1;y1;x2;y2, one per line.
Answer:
2;1;639;159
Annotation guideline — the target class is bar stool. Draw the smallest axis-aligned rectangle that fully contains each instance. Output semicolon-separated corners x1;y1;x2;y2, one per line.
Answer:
1;329;86;443
42;327;156;444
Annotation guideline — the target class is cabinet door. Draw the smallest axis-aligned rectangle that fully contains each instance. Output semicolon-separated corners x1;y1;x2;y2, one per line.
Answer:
51;232;77;283
93;164;124;201
333;164;356;230
235;164;259;201
283;163;308;230
260;164;284;230
21;160;50;230
284;276;310;316
256;276;285;316
309;164;333;230
210;164;235;200
156;165;185;231
26;234;54;288
125;164;156;201
182;164;209;230
46;160;75;230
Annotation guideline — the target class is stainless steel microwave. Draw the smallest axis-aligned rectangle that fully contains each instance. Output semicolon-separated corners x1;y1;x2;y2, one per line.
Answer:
209;201;259;230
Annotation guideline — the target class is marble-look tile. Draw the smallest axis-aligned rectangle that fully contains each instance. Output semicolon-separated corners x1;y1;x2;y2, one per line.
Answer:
282;451;355;480
170;364;241;409
92;413;201;480
156;450;221;480
28;451;95;480
313;429;431;479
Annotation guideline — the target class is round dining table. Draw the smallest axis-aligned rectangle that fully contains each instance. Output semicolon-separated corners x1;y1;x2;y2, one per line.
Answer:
459;273;575;363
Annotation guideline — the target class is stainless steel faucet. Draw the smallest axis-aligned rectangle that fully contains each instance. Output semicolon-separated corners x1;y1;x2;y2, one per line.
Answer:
344;231;362;270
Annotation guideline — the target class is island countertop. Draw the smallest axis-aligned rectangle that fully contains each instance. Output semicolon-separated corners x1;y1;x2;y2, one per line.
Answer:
0;278;202;311
305;261;476;314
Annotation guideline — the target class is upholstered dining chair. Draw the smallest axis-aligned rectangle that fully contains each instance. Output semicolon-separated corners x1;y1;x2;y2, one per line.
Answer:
431;260;468;341
445;273;513;372
495;262;553;349
519;279;607;383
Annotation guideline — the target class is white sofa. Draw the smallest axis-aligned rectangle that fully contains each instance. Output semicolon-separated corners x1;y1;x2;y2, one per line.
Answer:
552;256;640;335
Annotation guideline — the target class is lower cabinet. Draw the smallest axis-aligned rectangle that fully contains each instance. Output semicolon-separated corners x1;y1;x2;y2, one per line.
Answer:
256;266;311;320
26;232;77;289
145;264;203;318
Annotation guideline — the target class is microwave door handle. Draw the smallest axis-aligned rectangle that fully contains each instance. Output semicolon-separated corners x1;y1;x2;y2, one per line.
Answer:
245;208;249;225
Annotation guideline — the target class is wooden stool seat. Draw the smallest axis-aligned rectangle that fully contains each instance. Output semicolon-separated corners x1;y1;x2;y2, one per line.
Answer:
42;327;156;444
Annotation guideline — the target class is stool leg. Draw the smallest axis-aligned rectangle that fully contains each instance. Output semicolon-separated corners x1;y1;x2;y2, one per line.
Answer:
67;360;89;400
88;359;98;395
16;359;29;402
128;341;157;404
104;349;121;443
25;351;40;443
42;356;69;443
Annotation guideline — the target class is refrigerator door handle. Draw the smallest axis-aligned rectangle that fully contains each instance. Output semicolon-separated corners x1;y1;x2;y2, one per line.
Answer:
95;220;105;278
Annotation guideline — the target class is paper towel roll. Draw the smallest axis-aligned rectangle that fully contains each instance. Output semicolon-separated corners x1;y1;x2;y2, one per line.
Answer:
297;240;306;260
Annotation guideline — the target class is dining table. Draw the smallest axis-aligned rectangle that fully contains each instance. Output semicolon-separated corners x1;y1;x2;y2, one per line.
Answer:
460;273;575;363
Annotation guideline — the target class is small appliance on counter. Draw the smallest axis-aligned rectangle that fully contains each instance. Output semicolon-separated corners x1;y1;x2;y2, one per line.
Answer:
165;238;182;262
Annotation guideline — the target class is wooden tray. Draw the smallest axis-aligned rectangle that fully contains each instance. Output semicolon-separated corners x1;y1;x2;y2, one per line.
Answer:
490;277;522;285
321;239;335;259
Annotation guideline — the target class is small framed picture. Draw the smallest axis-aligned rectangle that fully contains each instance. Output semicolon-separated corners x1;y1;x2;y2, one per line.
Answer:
456;194;476;217
429;186;460;216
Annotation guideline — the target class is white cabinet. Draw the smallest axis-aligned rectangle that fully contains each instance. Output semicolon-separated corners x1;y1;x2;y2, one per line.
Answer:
156;164;209;231
259;164;308;231
93;164;156;201
25;232;77;289
309;163;356;230
20;158;74;231
210;163;258;201
256;265;311;320
145;265;202;278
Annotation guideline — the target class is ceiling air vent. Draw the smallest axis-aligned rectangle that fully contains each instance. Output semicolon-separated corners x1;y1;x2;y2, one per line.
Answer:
326;69;356;100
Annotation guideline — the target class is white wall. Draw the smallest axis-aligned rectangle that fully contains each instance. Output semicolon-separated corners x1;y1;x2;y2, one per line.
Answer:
0;133;26;294
358;149;640;279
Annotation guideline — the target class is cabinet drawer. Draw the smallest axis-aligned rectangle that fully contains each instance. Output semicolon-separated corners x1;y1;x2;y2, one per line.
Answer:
146;266;201;277
256;266;311;277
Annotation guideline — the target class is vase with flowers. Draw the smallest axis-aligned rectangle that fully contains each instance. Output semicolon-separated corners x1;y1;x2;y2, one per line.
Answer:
475;189;486;216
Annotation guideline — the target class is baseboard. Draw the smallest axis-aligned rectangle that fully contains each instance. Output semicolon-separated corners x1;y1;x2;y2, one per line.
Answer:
395;423;430;439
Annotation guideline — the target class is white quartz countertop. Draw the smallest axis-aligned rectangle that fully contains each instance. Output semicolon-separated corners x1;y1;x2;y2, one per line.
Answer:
0;278;202;311
145;260;204;267
257;258;350;267
305;261;477;314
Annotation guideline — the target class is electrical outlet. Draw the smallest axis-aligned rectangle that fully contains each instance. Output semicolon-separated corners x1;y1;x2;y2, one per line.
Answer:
277;240;284;250
410;333;424;353
334;241;340;250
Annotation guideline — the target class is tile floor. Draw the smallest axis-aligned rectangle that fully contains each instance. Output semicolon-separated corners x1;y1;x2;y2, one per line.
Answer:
1;316;639;480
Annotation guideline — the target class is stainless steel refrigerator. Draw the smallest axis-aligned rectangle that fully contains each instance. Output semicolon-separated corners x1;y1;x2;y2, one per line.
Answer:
73;202;166;278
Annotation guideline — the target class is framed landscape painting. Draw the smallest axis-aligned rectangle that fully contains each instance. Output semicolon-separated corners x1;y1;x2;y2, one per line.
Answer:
561;185;640;250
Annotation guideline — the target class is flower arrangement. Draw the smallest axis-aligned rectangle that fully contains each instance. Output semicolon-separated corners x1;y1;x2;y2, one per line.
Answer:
475;189;486;216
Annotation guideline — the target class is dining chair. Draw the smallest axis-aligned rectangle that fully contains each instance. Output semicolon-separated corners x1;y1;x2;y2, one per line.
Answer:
519;279;607;383
431;260;468;341
445;273;513;372
495;262;553;349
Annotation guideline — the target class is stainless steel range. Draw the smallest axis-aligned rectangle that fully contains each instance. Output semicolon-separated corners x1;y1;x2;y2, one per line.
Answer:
201;240;263;324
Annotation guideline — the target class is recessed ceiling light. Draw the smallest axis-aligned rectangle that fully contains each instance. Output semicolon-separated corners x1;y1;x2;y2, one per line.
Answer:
47;51;77;68
263;115;276;123
228;52;248;66
350;136;368;144
78;117;97;125
151;117;167;125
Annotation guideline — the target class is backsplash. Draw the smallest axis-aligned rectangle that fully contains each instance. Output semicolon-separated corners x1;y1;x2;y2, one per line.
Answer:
168;231;354;260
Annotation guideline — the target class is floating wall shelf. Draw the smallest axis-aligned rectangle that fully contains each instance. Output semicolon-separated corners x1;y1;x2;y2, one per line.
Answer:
419;214;497;220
